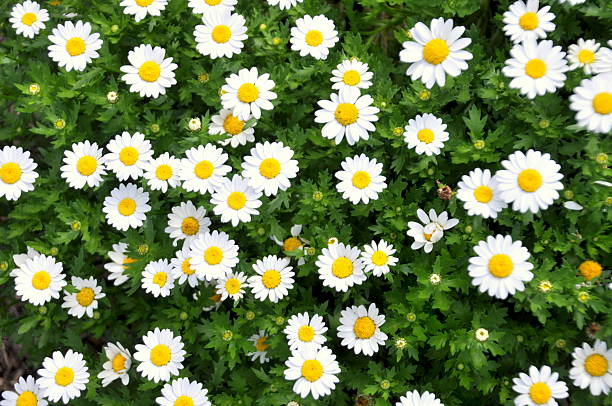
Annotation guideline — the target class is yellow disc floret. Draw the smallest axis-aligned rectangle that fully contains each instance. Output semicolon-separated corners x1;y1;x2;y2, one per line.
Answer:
223;115;245;135
32;271;51;290
119;147;139;166
584;354;608;377
174;396;195;406
417;129;435;144
153;272;167;288
76;287;95;306
305;30;323;47
204;246;223;265
112;353;127;372
488;254;514;278
525;59;547;79
225;278;241;294
352;171;371;189
592;92;612;115
16;391;37;406
181;217;200;236
529;382;551;405
227;191;247;210
195;160;214;179
65;37;86;56
237;83;259;103
578;260;603;281
301;359;323;382
423;39;450;65
54;367;75;386
0;162;22;184
155;164;172;180
342;70;361;86
77;155;97;176
517;169;543;192
519;12;539;31
332;257;353;278
473;185;493;203
21;12;37;26
353;316;376;339
118;198;136;216
212;25;232;43
138;61;161;82
150;344;171;366
262;270;281;289
371;250;388;266
298;325;315;342
283;237;302;252
259;158;281;179
334;103;359;126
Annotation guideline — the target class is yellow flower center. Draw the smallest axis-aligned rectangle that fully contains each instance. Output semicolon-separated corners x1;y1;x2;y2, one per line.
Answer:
259;158;281;179
174;396;195;406
0;162;22;184
423;38;450;65
223;114;245;135
155;164;173;180
135;0;154;6
118;198;136;216
342;70;361;86
301;359;323;382
488;254;514;278
417;128;435;144
21;12;37;26
529;382;551;404
334;103;359;126
332;257;353;278
150;344;171;366
354;316;376;339
65;37;86;56
298;325;315;342
255;336;269;351
473;185;493;203
227;191;247;210
119;146;139;166
32;271;51;290
517;169;543;192
204;246;223;265
519;12;539;30
205;0;221;4
371;250;388;266
423;232;432;241
138;61;161;82
181;217;200;236
305;30;323;47
181;258;195;275
112;353;127;372
262;270;281;289
578;260;603;281
584;354;609;377
283;237;302;251
578;49;595;64
212;25;232;43
525;59;547;79
76;287;95;306
76;155;97;176
225;278;241;294
352;170;371;189
16;391;37;406
54;367;75;386
153;271;167;288
592;92;612;115
237;83;259;103
194;160;214;179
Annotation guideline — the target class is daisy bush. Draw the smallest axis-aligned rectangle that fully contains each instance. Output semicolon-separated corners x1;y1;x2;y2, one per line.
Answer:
1;0;611;405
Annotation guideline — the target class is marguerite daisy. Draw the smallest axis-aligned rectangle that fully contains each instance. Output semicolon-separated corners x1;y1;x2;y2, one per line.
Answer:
406;208;459;253
47;20;103;72
104;242;136;286
290;14;339;60
188;230;240;281
337;303;387;356
502;0;555;44
221;67;277;120
283;346;340;399
315;242;366;292
267;0;303;9
568;39;604;74
142;153;181;192
209;109;256;148
210;175;263;227
403;113;449;156
102;183;151;231
569;72;612;134
141;259;175;297
335;154;387;204
104;131;153;181
569;340;612;396
399;18;473;88
61;276;105;318
247;330;270;364
456;168;507;219
0;146;38;201
120;44;177;98
179;144;231;194
502;39;568;99
247;255;294;303
396;390;444;406
512;365;569;406
9;1;49;39
593;42;612;74
165;201;211;247
194;12;248;59
120;0;167;22
0;375;47;406
170;246;202;288
60;141;107;189
134;328;186;383
284;312;328;352
12;254;66;306
468;235;534;300
314;88;380;145
361;240;398;277
495;149;564;213
241;141;299;196
331;59;373;93
155;378;211;406
188;0;236;15
36;349;89;404
97;342;132;387
215;271;247;302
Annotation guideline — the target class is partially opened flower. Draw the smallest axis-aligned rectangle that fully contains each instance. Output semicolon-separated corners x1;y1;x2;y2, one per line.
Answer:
407;208;458;253
97;342;131;387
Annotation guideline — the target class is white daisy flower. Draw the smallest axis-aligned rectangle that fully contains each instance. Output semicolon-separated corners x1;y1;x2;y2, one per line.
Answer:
155;377;211;406
290;14;339;60
120;0;167;22
0;375;47;406
395;390;444;406
12;254;66;306
337;303;387;356
403;113;449;156
9;1;49;38
179;144;231;195
0;146;38;201
495;149;564;214
331;59;373;93
568;39;604;74
512;365;569;405
241;141;299;197
569;72;612;134
399;17;473;88
141;259;175;297
188;0;236;15
569;340;612;396
502;39;568;99
335;154;387;204
406;208;459;253
142;153;181;193
283;312;328;352
60;141;107;189
165;201;211;247
502;0;555;44
194;12;248;59
104;242;136;286
209;109;256;148
104;131;153;181
271;224;308;265
120;44;177;98
102;183;151;231
188;230;240;281
36;349;89;404
215;271;247;302
361;240;398;277
247;255;295;303
170;245;203;288
283;346;340;400
314;88;380;146
456;168;507;219
315;242;366;292
267;0;303;9
247;330;271;364
210;174;263;227
61;276;105;318
47;20;103;72
97;342;132;387
134;328;186;383
221;67;277;120
468;235;534;300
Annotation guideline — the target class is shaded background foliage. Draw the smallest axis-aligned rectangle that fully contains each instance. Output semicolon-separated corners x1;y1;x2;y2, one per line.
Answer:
0;0;611;404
